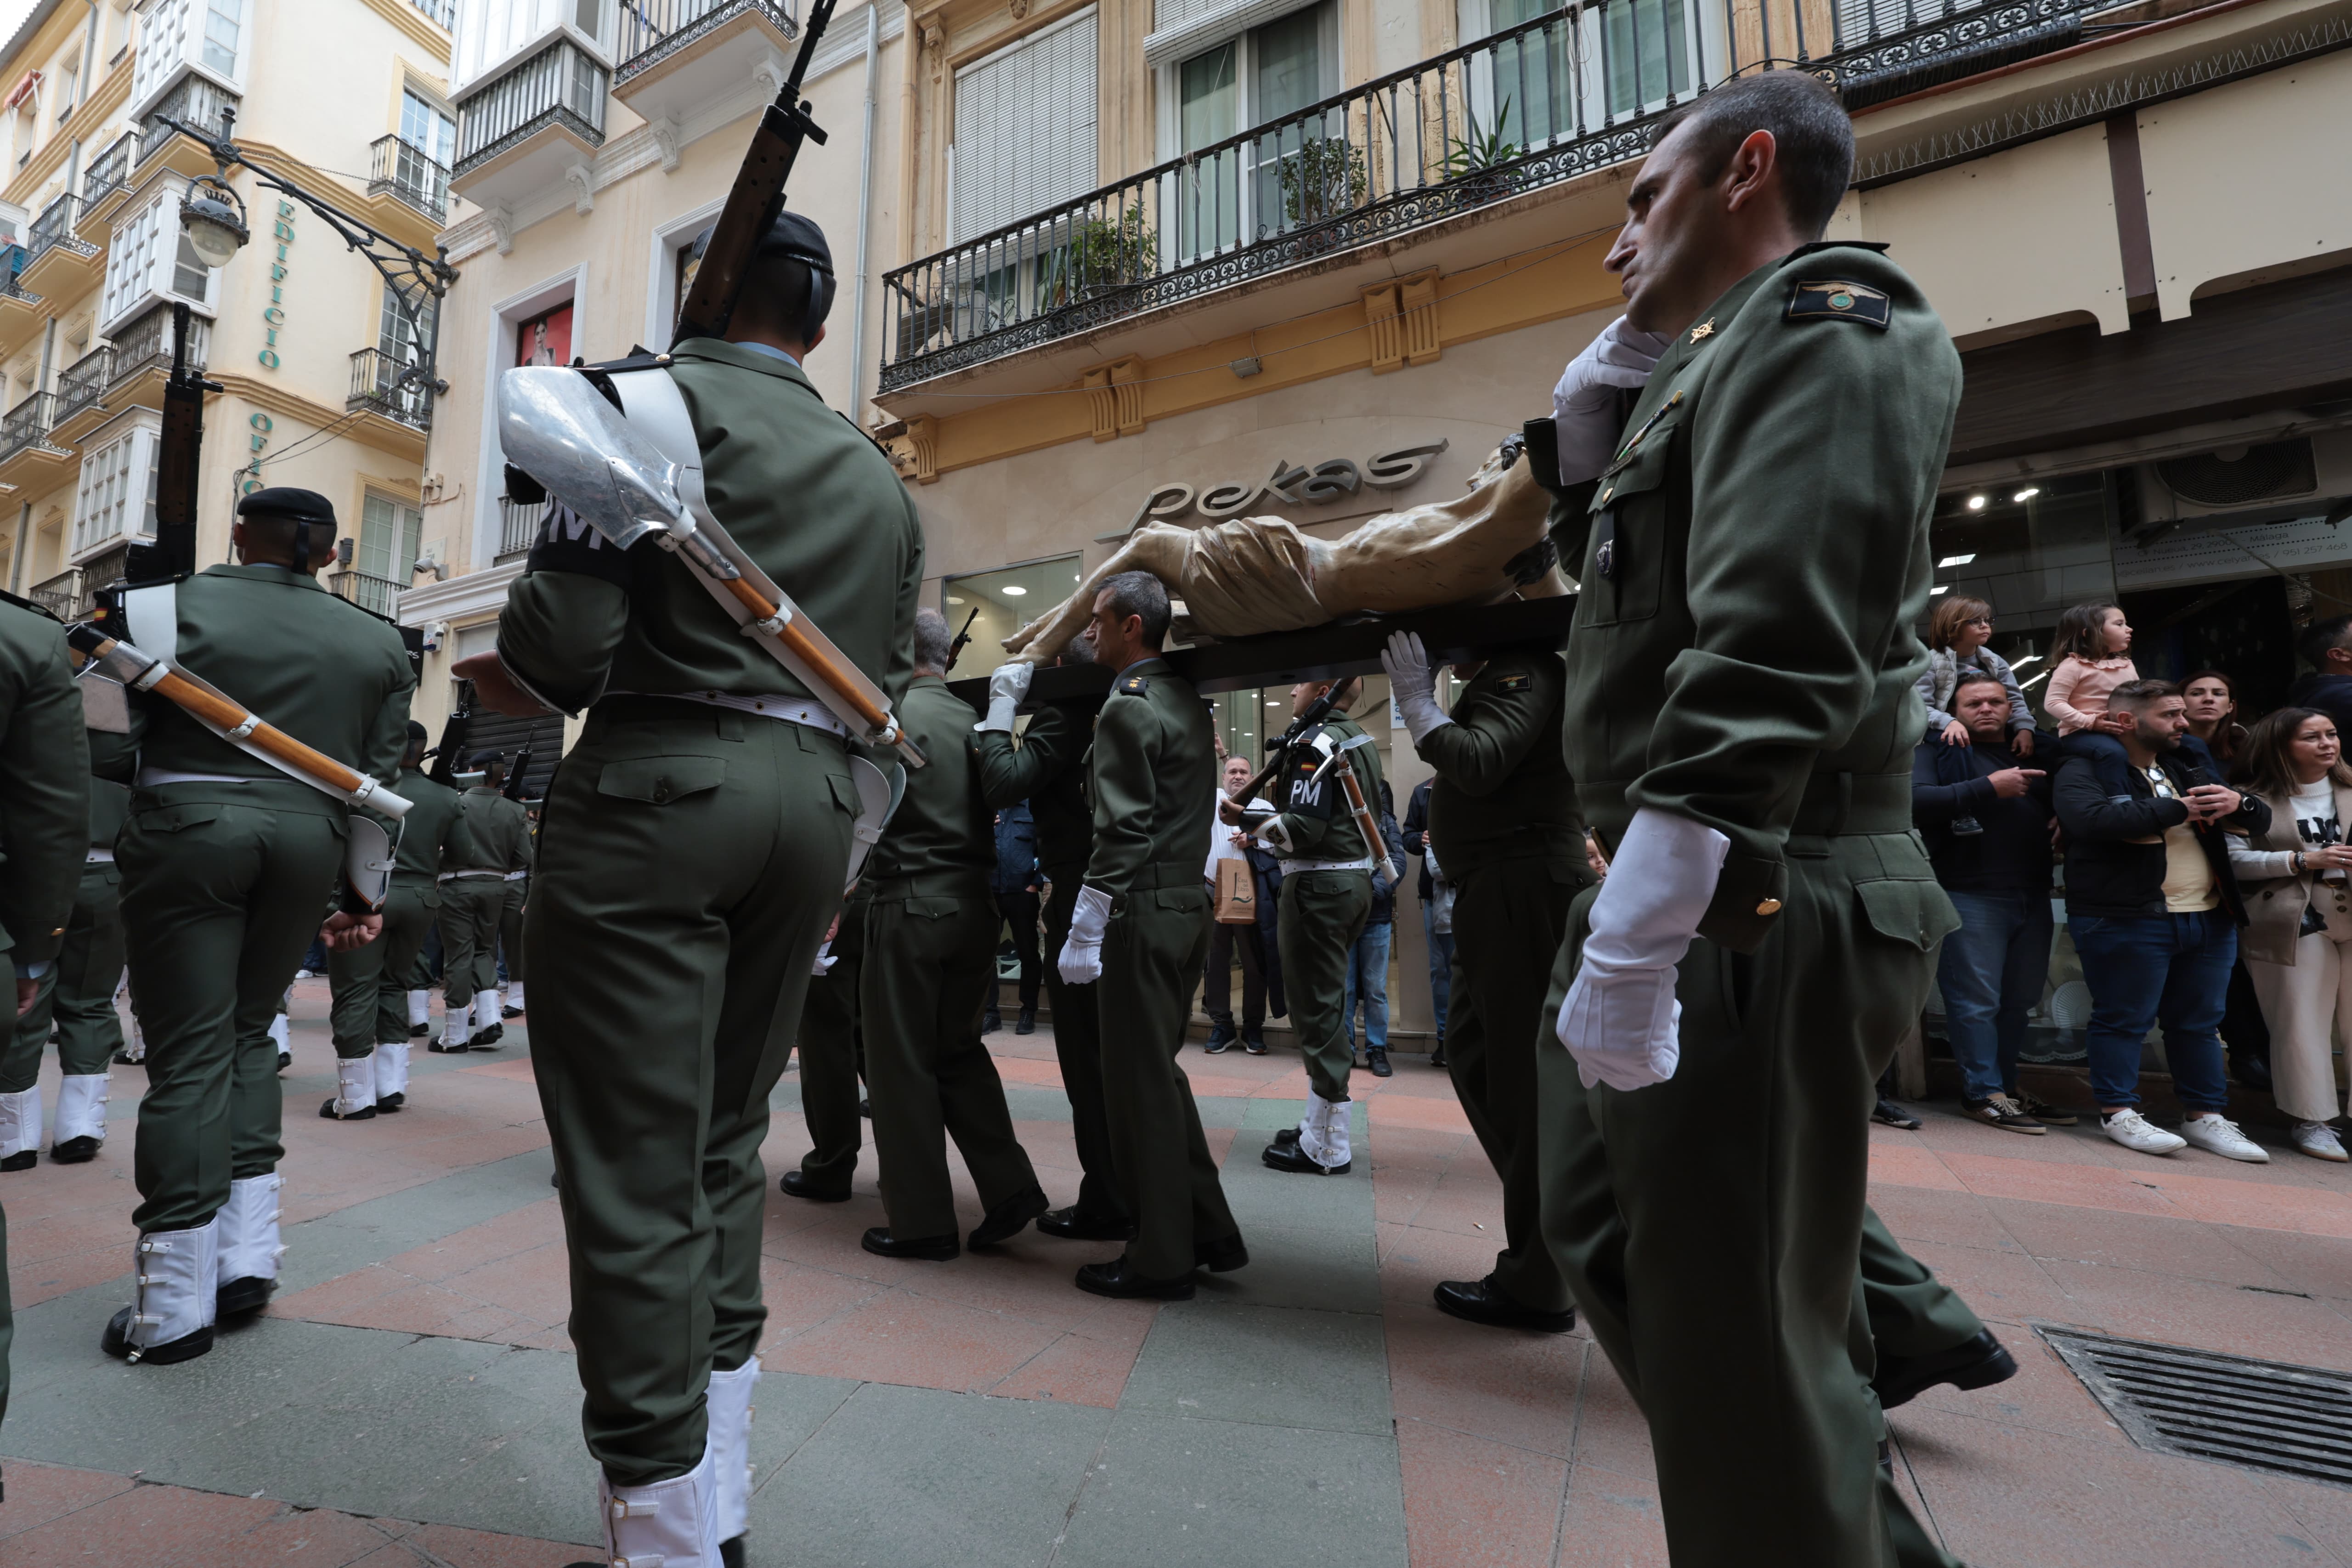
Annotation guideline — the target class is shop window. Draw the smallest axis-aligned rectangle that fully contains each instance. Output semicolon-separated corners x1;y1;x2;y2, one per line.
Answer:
940;557;1085;678
516;301;573;367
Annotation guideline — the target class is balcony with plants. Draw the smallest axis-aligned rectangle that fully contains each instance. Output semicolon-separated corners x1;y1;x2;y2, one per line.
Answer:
612;0;797;128
879;0;2153;394
450;34;611;213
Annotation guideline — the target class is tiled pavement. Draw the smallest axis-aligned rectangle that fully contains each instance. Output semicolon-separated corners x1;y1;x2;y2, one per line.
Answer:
6;984;2352;1564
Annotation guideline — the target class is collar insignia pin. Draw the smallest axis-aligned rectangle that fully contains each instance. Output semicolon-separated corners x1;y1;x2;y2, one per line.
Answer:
1689;318;1716;343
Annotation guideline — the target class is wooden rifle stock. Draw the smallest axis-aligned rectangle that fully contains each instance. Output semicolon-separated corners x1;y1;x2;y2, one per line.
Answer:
710;574;927;767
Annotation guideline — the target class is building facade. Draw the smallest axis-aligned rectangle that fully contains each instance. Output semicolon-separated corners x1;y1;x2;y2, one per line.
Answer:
0;0;459;626
418;0;2352;1047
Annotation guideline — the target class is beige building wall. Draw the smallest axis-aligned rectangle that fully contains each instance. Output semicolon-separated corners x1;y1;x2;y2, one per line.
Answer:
0;0;450;618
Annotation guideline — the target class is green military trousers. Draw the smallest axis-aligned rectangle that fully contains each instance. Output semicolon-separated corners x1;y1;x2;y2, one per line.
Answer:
860;871;1040;1240
327;880;438;1058
1443;855;1587;1315
1860;1206;1985;1359
1041;871;1125;1225
1276;869;1373;1104
437;876;506;1011
2;860;125;1090
1539;829;1962;1568
1096;868;1239;1278
792;883;870;1191
119;785;344;1233
500;874;528;987
526;704;851;1486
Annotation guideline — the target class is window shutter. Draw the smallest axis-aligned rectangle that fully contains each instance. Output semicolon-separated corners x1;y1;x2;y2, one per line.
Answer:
950;9;1098;243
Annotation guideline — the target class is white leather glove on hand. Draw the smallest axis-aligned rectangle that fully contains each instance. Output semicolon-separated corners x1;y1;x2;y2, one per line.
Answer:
1552;317;1673;487
975;660;1034;734
1556;809;1730;1092
811;940;837;978
1057;884;1113;984
1380;632;1450;747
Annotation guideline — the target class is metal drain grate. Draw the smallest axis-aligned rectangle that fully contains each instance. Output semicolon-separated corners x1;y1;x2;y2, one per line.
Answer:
2045;1329;2352;1489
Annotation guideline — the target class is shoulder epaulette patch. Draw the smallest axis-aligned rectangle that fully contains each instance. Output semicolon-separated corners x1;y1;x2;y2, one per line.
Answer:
1117;674;1151;697
1495;673;1532;693
1787;280;1890;328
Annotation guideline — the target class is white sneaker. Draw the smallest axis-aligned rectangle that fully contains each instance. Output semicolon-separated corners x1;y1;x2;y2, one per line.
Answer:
2179;1114;2269;1163
2101;1109;2187;1156
2293;1122;2349;1162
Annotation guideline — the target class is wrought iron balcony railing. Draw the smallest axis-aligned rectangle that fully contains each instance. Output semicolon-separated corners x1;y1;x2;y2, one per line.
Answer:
348;346;431;428
368;133;452;221
55;345;114;425
498;496;544;559
411;0;457;27
0;391;58;461
617;0;796;81
140;74;240;164
78;543;132;611
27;567;81;620
880;0;2105;390
109;304;208;385
81;130;135;207
26;193;96;269
330;569;406;620
454;36;611;175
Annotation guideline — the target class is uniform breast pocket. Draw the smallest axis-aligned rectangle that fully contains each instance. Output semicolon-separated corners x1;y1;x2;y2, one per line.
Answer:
1579;421;1683;627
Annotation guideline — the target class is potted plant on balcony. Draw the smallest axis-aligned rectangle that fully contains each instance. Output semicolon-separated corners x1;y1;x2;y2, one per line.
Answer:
1278;134;1371;258
1440;99;1525;209
1063;203;1156;306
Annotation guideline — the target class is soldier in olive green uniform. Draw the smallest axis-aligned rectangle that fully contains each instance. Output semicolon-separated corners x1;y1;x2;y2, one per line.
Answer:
1021;572;1240;1297
322;723;471;1120
1380;637;1587;1330
0;593;94;1436
974;658;1129;1240
498;809;531;1017
781;880;870;1200
860;611;1046;1259
1236;679;1384;1176
433;752;531;1053
1;688;132;1168
108;488;415;1364
465;212;921;1558
1538;78;1964;1565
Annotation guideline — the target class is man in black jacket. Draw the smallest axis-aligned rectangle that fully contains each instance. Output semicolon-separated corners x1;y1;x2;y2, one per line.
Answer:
2054;679;2272;1161
1912;673;2069;1133
2289;615;2352;740
1398;777;1451;1065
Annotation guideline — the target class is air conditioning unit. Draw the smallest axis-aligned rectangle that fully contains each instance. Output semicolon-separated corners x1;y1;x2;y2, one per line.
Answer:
2133;430;2352;526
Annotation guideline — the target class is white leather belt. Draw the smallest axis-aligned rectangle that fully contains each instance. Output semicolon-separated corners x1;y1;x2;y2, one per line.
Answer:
615;689;846;736
1285;857;1374;873
86;848;114;863
438;870;507;882
136;768;252;787
503;869;528;881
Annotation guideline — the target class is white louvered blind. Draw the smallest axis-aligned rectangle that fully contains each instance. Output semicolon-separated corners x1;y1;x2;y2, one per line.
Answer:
950;8;1098;244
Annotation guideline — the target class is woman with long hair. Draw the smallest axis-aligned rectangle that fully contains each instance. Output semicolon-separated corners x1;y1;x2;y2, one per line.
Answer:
2182;668;2249;769
1917;595;2035;755
2226;707;2352;1160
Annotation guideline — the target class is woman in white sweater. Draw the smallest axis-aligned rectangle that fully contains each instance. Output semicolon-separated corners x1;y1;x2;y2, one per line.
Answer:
2227;707;2352;1160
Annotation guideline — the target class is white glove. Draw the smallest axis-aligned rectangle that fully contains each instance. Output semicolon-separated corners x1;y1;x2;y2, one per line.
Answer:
1556;809;1730;1092
975;660;1033;733
1056;884;1113;985
1552;317;1672;487
811;940;837;977
1380;631;1450;747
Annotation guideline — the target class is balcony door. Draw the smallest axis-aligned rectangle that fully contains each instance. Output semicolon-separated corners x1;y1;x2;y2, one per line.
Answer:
946;8;1100;339
1459;0;1578;155
1166;3;1338;266
356;492;423;614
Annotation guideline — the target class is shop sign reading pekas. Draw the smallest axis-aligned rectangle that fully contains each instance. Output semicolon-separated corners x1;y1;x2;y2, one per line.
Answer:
1116;441;1451;536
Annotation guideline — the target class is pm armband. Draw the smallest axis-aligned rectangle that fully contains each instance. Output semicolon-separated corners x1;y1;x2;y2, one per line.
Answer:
523;499;638;589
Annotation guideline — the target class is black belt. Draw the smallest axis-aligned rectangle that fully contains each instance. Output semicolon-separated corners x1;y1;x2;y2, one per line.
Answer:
1789;772;1912;837
1127;861;1205;891
868;868;989;900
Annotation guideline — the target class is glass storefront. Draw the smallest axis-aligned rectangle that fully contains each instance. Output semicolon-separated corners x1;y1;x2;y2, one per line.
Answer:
940;555;1086;675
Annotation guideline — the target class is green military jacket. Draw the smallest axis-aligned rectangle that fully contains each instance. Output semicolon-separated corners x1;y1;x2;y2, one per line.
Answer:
1422;648;1586;877
867;676;992;882
127;564;415;816
386;767;471;883
1549;243;1962;951
0;599;90;969
453;787;533;873
975;699;1099;879
498;340;924;718
1082;658;1215;894
1265;711;1385;865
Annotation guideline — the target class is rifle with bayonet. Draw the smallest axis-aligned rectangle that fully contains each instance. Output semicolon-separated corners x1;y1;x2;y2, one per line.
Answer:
425;702;471;787
944;607;980;673
670;0;840;345
1221;686;1396;883
503;743;533;801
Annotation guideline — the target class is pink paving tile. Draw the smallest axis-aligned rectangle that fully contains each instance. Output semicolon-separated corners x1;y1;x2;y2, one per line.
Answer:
1895;1236;2077;1328
1866;1138;1969;1193
0;1461;138;1540
1396;1421;1570;1568
1889;1322;2132;1449
1565;1348;1656;1485
1552;1454;1668;1567
2217;1223;2352;1304
982;1299;1158;1407
990;1054;1067;1089
1366;1093;1475;1135
1866;1183;2029;1255
165;1504;407;1568
0;1483;281;1568
1378;1223;1514;1304
763;1286;1069;1393
1986;1195;2300;1289
390;1522;597;1567
456;1055;540;1083
1385;1300;1582;1458
2032;1257;2352;1373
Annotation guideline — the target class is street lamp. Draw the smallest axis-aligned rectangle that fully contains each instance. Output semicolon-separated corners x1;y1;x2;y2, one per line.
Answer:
177;176;249;268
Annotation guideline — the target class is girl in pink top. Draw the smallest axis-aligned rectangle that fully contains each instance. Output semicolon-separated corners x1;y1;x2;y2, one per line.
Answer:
2044;603;2137;736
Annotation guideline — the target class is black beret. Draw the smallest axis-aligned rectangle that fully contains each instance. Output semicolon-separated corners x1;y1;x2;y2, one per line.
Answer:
756;209;832;274
406;720;429;741
468;749;503;768
237;487;336;525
